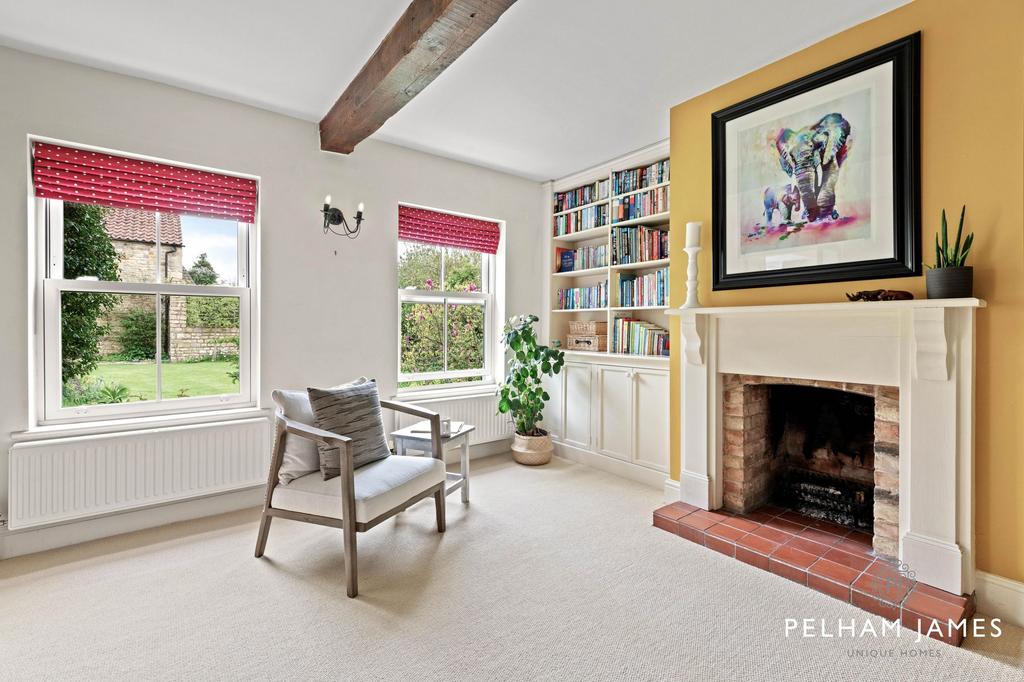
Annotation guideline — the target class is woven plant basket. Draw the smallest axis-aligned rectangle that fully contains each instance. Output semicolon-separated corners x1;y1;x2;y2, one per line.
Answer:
511;432;553;466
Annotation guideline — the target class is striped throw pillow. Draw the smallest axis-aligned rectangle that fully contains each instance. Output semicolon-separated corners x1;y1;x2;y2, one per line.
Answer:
307;380;391;478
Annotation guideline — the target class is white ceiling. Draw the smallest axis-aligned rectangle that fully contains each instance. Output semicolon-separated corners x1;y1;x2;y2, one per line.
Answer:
0;0;909;181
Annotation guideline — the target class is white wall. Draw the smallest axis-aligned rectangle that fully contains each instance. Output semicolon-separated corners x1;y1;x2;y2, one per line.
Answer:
0;47;547;527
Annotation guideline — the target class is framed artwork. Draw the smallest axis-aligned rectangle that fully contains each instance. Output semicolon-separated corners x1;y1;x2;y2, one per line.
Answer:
711;33;920;290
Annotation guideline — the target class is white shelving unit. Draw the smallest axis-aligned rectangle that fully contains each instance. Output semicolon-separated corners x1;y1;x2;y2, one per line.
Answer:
548;148;671;364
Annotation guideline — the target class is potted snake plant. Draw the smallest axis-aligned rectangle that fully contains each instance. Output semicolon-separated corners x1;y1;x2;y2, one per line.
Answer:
497;314;565;465
926;205;975;299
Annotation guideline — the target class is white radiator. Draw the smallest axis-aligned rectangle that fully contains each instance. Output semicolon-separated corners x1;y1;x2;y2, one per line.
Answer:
393;393;512;445
8;417;271;530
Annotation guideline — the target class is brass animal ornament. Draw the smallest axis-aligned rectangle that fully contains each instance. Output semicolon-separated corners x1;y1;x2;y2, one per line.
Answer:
845;289;914;302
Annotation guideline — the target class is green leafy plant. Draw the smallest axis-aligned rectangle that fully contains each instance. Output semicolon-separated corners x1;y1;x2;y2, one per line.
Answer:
61;203;121;380
98;383;131;404
118;307;157;360
497;314;565;436
931;205;974;268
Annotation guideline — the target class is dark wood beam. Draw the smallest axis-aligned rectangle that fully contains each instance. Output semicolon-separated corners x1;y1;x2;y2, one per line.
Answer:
319;0;516;154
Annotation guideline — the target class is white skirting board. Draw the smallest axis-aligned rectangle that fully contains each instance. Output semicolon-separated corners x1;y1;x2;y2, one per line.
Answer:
663;478;680;504
976;571;1024;628
552;441;663;490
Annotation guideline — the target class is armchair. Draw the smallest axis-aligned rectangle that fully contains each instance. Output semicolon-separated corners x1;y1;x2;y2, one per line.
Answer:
255;398;448;598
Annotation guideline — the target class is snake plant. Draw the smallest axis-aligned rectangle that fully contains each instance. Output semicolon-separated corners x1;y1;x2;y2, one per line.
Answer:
932;205;973;268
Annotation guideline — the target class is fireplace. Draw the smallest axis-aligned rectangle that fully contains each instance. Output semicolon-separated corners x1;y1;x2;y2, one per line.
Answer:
720;374;899;556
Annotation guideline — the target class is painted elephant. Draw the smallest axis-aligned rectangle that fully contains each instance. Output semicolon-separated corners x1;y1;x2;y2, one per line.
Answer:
763;183;801;225
774;113;851;222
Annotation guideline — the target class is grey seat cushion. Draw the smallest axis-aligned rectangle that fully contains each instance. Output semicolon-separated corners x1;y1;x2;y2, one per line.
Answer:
308;380;391;478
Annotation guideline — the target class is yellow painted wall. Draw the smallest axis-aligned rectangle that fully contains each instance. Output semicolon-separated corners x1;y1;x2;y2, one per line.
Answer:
668;0;1024;583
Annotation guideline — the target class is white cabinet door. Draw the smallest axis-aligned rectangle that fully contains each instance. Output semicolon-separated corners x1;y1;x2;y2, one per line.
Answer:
595;365;633;461
632;369;670;472
540;369;564;441
562;362;593;449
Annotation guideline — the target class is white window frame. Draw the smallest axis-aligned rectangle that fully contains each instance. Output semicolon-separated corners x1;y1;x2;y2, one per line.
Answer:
35;197;257;423
397;241;494;387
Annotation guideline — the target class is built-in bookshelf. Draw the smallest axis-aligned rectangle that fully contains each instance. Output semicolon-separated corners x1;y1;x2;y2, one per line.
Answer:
547;148;671;361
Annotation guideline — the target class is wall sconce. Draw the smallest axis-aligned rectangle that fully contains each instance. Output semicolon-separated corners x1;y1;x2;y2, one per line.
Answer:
321;194;365;238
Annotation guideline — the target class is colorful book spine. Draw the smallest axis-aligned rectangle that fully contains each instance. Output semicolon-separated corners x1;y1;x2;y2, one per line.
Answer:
611;317;670;356
611;186;669;223
611;159;670;196
553;203;609;236
617;267;668;308
555;244;608;272
610;226;669;265
556;281;609;310
553;178;611;213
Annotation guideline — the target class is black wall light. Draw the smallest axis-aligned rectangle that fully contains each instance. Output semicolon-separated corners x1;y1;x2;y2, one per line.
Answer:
322;194;365;238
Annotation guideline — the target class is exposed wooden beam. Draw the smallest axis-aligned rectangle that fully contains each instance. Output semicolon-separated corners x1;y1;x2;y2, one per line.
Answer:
319;0;516;154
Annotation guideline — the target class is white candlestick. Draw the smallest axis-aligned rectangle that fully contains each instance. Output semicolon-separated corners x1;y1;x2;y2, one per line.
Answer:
682;246;702;309
685;221;702;248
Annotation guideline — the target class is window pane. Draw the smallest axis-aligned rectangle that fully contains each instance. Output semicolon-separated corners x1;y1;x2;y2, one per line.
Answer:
178;216;241;286
163;295;241;399
444;248;482;292
62;292;156;405
400;301;444;374
398;242;442;290
63;204;154;283
447;302;485;371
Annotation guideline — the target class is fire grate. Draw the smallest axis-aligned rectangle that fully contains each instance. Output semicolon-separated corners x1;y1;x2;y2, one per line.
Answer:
773;469;873;531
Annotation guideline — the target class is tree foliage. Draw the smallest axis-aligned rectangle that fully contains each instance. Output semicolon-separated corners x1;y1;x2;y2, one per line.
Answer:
398;244;485;381
497;315;564;436
118;307;157;360
61;203;120;380
185;252;219;284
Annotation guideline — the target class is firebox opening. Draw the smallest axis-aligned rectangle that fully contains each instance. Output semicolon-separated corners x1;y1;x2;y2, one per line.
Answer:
768;385;875;532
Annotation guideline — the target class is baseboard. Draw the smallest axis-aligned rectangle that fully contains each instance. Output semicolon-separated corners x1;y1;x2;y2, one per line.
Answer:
0;486;264;561
551;441;663;490
663;478;680;503
463;438;512;461
976;571;1024;628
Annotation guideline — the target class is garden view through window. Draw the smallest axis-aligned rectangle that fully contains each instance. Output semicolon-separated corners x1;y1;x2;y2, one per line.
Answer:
398;240;491;389
53;202;248;414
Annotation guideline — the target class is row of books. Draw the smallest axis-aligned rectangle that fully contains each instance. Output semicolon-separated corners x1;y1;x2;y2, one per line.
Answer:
553;203;609;236
556;244;608;272
611;186;669;223
611;226;669;265
556;281;609;310
619;267;668;308
612;159;670;196
553;178;611;213
611;317;670;357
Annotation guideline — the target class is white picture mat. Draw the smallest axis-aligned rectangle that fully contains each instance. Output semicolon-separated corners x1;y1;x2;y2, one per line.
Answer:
723;62;894;276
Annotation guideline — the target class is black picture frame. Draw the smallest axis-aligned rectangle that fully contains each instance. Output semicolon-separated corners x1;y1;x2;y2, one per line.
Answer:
711;32;920;290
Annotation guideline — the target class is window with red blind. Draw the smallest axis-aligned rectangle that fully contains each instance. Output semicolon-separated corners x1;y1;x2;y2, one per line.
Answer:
397;205;502;389
31;141;258;423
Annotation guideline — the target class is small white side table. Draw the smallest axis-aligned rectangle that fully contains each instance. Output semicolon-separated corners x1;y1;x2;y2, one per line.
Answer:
391;422;474;503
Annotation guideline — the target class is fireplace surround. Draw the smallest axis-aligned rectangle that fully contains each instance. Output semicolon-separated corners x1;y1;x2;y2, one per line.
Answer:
667;298;984;596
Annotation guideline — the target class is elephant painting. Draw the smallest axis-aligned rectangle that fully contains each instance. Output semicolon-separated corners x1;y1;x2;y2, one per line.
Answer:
773;113;851;222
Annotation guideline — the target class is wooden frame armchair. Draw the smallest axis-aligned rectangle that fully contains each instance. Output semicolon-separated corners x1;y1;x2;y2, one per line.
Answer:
255;400;447;597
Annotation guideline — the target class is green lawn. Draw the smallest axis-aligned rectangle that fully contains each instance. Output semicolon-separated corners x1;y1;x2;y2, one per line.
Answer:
89;360;239;401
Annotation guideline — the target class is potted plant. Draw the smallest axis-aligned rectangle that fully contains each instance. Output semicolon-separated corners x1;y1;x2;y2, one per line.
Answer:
926;205;975;299
497;314;565;465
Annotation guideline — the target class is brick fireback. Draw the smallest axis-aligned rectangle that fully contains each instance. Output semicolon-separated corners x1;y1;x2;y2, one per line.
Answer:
720;373;899;558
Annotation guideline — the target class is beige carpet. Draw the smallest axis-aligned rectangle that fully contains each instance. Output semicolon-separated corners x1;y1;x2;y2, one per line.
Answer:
1;455;1021;681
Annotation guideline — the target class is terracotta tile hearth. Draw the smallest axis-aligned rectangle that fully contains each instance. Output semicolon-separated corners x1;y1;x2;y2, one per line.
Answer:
653;502;976;646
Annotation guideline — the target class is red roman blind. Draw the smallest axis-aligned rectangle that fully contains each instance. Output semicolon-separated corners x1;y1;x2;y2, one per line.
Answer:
32;142;258;222
398;205;500;254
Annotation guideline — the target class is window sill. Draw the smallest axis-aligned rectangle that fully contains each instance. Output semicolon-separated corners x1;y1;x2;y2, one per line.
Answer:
395;383;498;403
13;406;271;443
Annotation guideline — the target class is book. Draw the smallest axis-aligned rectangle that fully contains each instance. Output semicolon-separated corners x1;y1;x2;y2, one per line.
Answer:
553;178;611;213
556;281;609;310
611;226;669;265
612;159;670;196
556;244;608;272
618;267;668;308
611;317;670;356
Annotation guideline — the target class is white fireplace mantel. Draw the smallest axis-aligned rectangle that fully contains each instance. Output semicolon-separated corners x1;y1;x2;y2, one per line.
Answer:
667;298;985;595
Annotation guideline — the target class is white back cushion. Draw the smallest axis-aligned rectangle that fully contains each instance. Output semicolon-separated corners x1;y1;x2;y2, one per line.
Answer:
272;377;367;484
